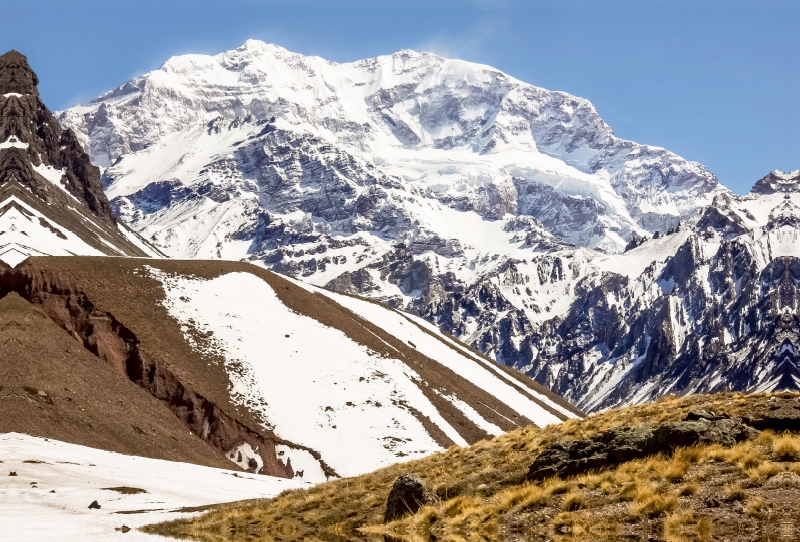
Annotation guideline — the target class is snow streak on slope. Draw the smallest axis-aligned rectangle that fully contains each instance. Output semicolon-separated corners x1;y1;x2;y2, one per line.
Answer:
305;283;576;424
148;268;578;481
0;195;104;266
0;433;310;541
151;269;463;480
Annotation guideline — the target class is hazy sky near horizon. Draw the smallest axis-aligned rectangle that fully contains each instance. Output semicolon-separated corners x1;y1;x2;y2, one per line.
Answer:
3;0;799;194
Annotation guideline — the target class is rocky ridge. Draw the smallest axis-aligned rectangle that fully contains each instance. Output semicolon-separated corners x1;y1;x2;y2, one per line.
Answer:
0;50;162;265
522;170;800;411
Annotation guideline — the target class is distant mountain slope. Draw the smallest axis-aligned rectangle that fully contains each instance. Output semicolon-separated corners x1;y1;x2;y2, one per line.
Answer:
522;170;800;411
57;40;723;375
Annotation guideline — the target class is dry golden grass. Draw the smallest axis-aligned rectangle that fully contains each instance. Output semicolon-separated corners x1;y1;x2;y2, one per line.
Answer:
745;495;767;518
773;433;800;461
678;483;699;496
744;460;783;486
723;484;747;502
144;392;800;542
629;484;678;518
562;492;586;511
663;510;711;542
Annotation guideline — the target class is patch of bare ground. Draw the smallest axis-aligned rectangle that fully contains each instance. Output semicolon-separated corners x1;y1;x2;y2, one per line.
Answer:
144;391;800;542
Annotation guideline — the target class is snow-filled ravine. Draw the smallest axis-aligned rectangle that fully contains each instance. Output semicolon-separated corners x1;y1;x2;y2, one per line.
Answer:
149;268;577;482
0;433;310;541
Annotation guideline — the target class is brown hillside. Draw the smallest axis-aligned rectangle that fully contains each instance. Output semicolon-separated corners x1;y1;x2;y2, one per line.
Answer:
147;392;800;542
0;292;231;467
0;256;576;481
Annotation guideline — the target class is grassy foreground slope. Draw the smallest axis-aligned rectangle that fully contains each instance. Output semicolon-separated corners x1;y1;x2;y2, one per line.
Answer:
146;391;800;541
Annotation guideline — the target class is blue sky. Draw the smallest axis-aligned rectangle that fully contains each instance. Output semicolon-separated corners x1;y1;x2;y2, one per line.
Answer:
4;0;799;194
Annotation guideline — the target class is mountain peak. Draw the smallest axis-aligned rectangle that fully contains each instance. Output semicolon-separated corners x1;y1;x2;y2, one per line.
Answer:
0;50;39;95
750;170;800;195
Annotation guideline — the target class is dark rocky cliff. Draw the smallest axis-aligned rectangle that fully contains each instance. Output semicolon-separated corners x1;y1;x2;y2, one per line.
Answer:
0;50;112;220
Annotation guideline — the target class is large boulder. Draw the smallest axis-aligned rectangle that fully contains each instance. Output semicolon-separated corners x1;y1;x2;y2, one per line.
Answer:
384;473;436;523
526;416;758;482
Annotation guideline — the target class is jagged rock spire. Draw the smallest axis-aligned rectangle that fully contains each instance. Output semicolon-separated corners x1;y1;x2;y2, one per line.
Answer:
750;170;800;195
0;51;161;265
0;50;112;220
0;50;39;96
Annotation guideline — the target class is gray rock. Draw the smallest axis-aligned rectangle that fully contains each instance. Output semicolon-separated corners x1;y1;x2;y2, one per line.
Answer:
526;418;758;482
384;473;435;523
683;409;724;422
742;395;800;432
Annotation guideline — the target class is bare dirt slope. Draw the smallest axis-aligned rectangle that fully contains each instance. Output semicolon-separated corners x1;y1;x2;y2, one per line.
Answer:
0;292;231;468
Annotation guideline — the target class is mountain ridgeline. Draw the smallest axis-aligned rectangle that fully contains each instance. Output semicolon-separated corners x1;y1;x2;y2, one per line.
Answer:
525;172;800;411
55;41;735;412
55;41;800;412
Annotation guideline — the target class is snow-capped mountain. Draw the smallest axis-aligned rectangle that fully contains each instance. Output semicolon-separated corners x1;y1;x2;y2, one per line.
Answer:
58;40;724;379
522;170;800;411
60;41;720;258
0;49;579;489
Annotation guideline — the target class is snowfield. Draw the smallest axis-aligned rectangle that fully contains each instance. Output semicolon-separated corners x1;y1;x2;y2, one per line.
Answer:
150;268;578;482
307;283;574;423
0;195;105;267
0;433;310;541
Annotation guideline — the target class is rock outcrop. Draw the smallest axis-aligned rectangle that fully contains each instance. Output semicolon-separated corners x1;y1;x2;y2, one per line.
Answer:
0;50;162;265
0;51;111;220
526;415;758;482
742;395;800;432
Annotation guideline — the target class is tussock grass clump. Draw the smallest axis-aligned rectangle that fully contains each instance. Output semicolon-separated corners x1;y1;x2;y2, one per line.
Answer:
679;483;699;496
562;492;585;511
664;510;711;542
630;485;678;518
616;481;640;502
723;485;747;502
745;461;783;486
745;496;767;517
552;511;590;537
664;460;690;483
773;433;800;461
